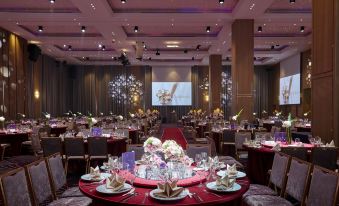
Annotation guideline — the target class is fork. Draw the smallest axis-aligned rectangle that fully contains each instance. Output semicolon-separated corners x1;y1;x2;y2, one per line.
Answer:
121;192;138;203
203;189;221;197
142;192;149;204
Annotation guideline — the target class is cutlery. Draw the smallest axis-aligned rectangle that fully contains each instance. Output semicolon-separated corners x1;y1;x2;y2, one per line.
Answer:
203;189;221;197
185;189;193;198
192;193;203;203
121;192;138;203
142;192;149;204
122;188;135;197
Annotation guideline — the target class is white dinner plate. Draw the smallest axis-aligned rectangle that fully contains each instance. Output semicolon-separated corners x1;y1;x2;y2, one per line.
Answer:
206;182;241;193
80;173;111;182
216;171;246;179
150;188;188;201
96;183;132;195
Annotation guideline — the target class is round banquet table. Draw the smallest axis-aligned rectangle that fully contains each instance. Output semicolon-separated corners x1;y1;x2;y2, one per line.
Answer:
0;132;30;155
79;171;250;206
50;126;67;136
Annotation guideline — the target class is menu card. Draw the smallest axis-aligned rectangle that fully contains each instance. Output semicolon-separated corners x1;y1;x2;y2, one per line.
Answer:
91;127;103;137
122;152;135;172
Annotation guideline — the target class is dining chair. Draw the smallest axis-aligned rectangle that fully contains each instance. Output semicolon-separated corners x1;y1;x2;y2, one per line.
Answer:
0;144;10;161
242;152;291;199
45;153;89;198
41;137;63;157
235;132;251;159
64;137;88;176
0;167;33;206
281;147;308;161
305;165;339;206
243;158;311;206
126;144;144;160
25;159;92;206
221;129;236;156
186;144;211;159
311;147;338;170
87;137;108;170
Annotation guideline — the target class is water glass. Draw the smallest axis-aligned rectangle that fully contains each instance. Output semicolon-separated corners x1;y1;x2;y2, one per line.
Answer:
195;154;202;167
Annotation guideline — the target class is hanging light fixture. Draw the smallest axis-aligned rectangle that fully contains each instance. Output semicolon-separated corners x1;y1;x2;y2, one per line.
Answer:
81;26;86;33
108;74;143;104
38;26;43;32
219;0;224;4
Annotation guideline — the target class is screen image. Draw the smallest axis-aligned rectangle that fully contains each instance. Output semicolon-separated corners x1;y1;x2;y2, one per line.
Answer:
279;74;300;105
152;82;192;106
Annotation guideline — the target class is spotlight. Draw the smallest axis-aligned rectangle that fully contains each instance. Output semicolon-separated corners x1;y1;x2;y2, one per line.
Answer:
134;26;138;33
196;45;201;51
257;26;262;32
156;49;160;56
184;49;188;54
206;26;211;33
192;57;195;60
300;26;305;32
98;44;102;48
219;0;224;4
68;45;72;50
121;0;126;3
289;0;295;4
102;45;106;51
81;26;86;33
50;0;55;3
38;26;43;32
271;45;275;50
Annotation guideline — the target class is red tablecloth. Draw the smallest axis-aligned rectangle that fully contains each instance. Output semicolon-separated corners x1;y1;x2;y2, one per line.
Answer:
79;177;249;206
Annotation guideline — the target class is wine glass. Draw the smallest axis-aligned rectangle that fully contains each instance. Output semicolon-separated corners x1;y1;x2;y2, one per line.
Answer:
295;138;301;145
195;154;202;168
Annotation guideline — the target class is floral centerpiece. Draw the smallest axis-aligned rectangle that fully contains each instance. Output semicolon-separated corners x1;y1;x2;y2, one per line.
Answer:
232;108;244;122
143;137;163;154
274;110;282;118
88;117;98;128
282;113;294;144
212;108;224;119
162;140;185;162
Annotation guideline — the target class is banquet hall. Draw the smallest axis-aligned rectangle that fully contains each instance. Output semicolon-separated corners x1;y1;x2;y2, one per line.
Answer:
0;0;338;205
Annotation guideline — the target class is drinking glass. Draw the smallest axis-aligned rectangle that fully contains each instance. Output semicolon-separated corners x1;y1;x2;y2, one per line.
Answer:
195;154;202;168
308;137;316;145
295;138;301;145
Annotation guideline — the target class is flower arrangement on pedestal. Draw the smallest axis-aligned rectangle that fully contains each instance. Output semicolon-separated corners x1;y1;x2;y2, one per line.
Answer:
282;113;294;144
212;108;224;119
231;108;243;122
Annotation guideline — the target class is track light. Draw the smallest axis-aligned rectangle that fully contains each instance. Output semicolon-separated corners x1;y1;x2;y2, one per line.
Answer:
81;26;86;33
156;49;160;56
38;26;43;32
134;26;139;33
192;57;195;60
206;26;211;33
68;45;72;50
121;0;126;3
219;0;224;4
289;0;295;4
271;45;275;50
50;0;55;3
102;45;106;51
196;45;201;51
257;26;262;32
300;26;305;32
184;49;188;54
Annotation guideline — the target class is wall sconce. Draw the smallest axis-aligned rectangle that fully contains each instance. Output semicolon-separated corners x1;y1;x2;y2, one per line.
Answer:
204;95;209;102
34;90;40;99
133;95;139;102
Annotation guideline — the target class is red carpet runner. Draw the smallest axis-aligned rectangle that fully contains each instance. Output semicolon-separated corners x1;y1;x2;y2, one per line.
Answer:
161;128;188;149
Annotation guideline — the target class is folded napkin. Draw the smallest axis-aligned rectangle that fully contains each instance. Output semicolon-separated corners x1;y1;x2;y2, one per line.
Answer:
89;166;101;179
325;140;335;147
226;164;237;177
216;175;235;189
272;143;281;152
105;173;125;191
154;180;184;198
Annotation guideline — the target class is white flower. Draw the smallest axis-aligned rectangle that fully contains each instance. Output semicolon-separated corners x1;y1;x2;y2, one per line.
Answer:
303;113;308;117
117;115;123;121
91;118;98;124
282;121;291;128
130;113;135;118
45;114;51;119
143;137;162;153
232;115;238;121
0;116;5;122
22;114;25;118
100;112;104;116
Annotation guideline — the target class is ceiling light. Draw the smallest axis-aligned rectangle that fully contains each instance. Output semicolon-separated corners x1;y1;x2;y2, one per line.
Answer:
257;26;262;32
38;26;43;32
300;26;305;32
68;45;72;50
98;44;102;48
134;26;138;33
219;0;224;4
81;26;86;33
206;26;211;33
184;50;188;54
192;57;195;60
196;45;201;51
166;45;179;48
63;44;66;47
156;49;160;56
50;0;55;3
271;45;274;50
289;0;296;4
121;0;126;3
102;45;106;51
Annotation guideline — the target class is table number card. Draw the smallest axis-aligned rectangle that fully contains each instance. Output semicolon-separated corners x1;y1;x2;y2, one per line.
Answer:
91;127;103;137
122;151;135;172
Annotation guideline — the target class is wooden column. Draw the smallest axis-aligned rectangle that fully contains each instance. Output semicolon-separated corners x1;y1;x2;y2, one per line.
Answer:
231;19;254;120
312;0;339;145
209;55;222;111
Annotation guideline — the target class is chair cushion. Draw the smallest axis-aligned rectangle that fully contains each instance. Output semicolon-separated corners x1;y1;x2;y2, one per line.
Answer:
48;197;92;206
242;184;277;199
244;195;293;206
59;187;84;198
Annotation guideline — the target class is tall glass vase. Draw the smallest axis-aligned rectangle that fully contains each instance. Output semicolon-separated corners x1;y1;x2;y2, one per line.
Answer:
286;127;292;144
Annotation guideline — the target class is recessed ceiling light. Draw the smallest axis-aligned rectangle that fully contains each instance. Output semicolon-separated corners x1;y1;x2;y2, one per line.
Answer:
219;0;224;4
50;0;55;4
290;0;296;4
257;26;262;32
81;26;86;33
121;0;126;3
134;26;138;33
206;26;211;33
156;49;160;56
63;44;66;47
300;26;305;32
166;45;179;48
38;26;43;32
98;44;102;48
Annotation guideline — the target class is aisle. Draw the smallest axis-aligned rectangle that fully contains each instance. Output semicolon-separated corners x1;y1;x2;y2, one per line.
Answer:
161;127;188;149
